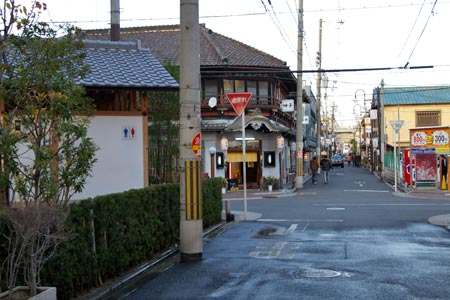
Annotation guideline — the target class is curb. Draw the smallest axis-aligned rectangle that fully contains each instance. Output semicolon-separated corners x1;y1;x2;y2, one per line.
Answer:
428;214;450;227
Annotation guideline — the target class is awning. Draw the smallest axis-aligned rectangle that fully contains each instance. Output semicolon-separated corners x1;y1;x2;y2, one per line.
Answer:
225;111;291;133
227;152;258;162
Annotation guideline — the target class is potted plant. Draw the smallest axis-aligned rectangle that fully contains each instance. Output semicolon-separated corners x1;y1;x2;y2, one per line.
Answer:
265;176;277;192
221;178;228;194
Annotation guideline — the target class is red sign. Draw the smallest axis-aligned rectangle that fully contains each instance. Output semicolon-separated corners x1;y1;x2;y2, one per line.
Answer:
403;149;411;185
192;132;201;158
226;92;252;116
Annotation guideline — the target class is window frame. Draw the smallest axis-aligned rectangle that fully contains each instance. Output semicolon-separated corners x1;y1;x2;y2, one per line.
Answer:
415;110;441;127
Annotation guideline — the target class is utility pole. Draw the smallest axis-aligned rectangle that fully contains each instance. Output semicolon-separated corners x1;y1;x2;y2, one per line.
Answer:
179;0;202;262
295;0;304;190
331;103;336;155
380;79;385;180
316;18;322;168
110;0;120;41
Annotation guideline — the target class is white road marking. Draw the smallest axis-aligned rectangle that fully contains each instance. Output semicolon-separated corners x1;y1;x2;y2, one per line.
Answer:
286;224;298;234
326;207;346;211
268;224;298;236
258;219;343;222
344;189;389;192
249;241;301;260
315;203;450;207
249;241;292;259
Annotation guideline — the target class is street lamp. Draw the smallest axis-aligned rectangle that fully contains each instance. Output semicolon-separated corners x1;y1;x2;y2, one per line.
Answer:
390;120;405;192
354;89;367;110
208;146;216;178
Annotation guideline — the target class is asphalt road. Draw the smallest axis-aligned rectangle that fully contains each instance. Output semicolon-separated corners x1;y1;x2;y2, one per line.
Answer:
108;166;450;300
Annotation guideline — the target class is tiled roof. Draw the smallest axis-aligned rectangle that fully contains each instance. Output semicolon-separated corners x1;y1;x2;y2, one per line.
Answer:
84;24;290;69
79;39;179;90
384;86;450;105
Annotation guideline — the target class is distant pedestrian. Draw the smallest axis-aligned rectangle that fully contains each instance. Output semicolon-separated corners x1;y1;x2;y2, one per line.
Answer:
310;156;319;184
320;155;333;184
440;155;448;185
346;154;351;166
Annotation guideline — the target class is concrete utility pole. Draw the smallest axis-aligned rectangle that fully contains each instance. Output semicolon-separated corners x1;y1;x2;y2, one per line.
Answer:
380;79;385;179
179;0;202;262
295;0;304;190
110;0;120;41
316;18;322;168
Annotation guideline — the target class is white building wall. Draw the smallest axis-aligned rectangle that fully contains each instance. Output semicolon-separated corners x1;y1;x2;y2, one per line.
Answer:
73;115;145;200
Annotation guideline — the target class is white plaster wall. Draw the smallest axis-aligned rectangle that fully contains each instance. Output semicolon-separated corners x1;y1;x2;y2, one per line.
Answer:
203;132;226;178
73;115;145;200
262;135;280;178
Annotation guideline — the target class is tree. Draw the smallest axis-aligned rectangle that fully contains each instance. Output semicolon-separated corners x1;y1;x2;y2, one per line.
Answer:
147;61;180;184
2;205;68;298
0;1;97;297
0;0;97;206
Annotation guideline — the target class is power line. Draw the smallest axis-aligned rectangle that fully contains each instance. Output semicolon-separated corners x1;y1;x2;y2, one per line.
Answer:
201;64;433;75
404;0;438;65
398;0;427;59
45;1;450;26
262;0;297;54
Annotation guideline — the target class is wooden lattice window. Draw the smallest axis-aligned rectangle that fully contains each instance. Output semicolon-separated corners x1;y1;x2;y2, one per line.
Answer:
416;111;440;127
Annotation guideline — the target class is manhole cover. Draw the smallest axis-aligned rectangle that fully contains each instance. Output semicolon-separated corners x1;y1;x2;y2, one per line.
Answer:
297;269;342;278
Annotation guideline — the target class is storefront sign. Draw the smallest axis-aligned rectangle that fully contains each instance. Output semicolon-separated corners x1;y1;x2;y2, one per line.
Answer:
410;127;450;154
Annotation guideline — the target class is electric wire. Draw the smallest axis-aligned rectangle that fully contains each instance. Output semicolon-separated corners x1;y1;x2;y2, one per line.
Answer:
405;0;438;65
44;1;450;26
398;0;427;59
262;0;297;55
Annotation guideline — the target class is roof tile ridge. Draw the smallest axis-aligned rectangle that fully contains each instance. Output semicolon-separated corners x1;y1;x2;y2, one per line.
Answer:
201;25;228;64
84;24;180;36
83;39;149;51
207;28;288;67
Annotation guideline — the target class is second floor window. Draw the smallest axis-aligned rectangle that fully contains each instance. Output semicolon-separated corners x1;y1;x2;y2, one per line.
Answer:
204;79;219;98
416;111;441;127
211;79;273;104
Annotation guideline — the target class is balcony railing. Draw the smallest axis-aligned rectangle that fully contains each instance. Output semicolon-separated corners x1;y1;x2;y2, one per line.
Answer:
201;94;281;111
201;94;295;129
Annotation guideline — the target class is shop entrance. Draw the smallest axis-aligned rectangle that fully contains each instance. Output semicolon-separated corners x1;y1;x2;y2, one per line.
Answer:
225;140;261;189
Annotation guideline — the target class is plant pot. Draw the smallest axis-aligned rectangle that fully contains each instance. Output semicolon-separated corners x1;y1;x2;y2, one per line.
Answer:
268;185;273;192
0;286;57;300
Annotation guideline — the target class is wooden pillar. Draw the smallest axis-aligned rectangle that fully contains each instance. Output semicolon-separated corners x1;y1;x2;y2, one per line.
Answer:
141;92;149;187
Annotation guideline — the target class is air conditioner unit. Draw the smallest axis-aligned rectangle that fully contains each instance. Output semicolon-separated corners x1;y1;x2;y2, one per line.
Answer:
302;116;309;124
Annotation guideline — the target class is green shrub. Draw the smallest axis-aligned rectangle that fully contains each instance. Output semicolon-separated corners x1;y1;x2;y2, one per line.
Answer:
35;179;222;300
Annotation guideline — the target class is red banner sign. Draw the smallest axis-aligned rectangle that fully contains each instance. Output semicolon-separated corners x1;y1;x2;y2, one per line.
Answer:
192;132;201;158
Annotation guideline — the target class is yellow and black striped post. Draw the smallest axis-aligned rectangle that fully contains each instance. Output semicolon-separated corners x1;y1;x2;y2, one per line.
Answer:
185;160;202;220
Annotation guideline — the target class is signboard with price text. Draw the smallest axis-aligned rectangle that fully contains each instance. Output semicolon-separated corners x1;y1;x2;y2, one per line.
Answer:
410;126;450;154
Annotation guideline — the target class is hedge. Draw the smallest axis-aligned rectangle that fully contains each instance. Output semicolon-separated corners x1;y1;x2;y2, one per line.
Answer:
0;178;223;299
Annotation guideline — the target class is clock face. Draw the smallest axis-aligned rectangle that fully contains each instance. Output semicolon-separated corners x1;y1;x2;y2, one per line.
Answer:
208;97;217;108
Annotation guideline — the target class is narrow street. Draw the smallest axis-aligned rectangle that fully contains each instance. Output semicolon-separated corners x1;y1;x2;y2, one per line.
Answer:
107;166;450;300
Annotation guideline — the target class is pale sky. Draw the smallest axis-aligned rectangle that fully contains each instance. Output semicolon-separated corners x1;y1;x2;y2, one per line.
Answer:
37;0;450;126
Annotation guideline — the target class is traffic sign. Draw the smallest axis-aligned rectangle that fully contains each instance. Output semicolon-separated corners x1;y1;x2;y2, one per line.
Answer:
192;132;201;158
281;99;294;112
225;92;252;116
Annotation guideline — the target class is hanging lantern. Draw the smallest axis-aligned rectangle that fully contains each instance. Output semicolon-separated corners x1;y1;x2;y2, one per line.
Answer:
276;135;284;153
220;136;228;152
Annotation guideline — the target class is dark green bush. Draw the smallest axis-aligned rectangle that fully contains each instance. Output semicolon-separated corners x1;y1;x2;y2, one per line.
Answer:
36;179;222;300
